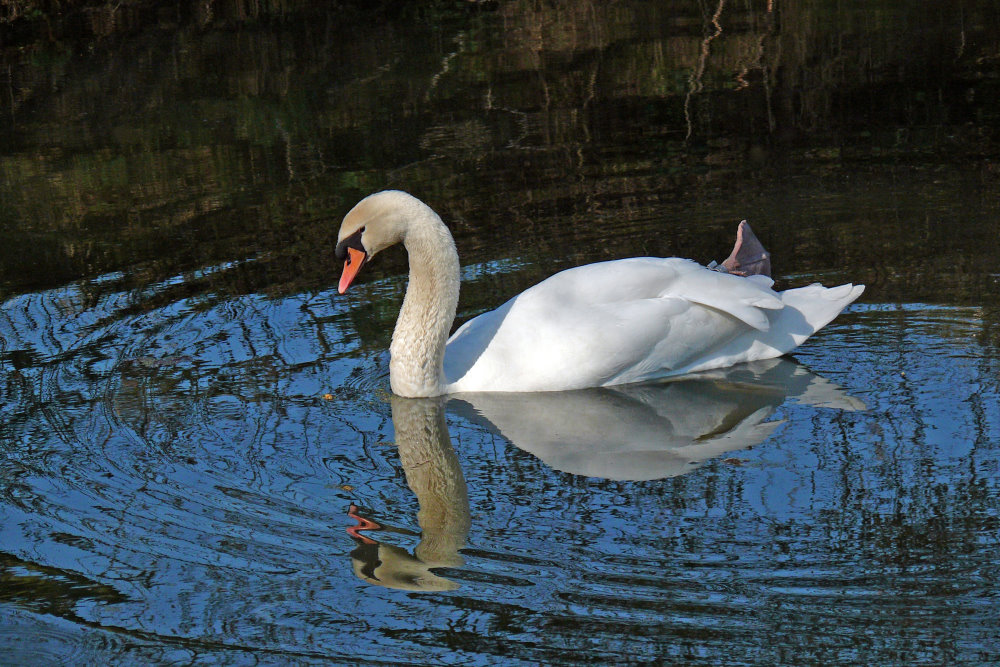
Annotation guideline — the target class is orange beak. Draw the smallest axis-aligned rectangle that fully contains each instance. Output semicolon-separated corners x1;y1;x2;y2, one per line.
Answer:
339;247;367;294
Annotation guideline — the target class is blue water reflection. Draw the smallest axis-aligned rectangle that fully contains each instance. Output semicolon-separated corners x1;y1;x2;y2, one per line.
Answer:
2;270;997;663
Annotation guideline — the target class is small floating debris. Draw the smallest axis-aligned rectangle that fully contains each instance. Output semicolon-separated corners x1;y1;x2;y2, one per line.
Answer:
128;355;193;368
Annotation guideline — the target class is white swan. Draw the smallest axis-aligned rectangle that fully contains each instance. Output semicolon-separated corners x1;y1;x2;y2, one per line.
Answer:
336;190;864;398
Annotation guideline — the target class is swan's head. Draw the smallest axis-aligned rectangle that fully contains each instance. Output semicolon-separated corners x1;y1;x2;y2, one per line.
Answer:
335;190;425;294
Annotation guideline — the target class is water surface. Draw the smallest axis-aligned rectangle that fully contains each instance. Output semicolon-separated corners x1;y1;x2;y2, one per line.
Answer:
1;1;999;664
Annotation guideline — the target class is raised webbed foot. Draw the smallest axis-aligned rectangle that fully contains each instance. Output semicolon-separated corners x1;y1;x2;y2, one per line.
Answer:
721;220;771;277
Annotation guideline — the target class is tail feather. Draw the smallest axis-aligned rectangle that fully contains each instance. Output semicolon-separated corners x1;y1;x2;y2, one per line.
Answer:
681;282;864;375
781;283;865;336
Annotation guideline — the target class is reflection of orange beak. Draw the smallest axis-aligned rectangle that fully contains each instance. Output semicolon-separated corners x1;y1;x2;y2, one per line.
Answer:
338;247;367;294
347;502;381;545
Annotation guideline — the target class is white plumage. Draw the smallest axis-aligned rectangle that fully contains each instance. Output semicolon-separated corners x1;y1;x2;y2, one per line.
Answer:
335;191;864;398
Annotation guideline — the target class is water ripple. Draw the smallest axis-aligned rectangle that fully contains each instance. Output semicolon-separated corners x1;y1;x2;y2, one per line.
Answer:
2;271;999;663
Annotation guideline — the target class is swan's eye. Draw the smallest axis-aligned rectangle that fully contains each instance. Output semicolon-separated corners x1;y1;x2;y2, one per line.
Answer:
336;227;366;261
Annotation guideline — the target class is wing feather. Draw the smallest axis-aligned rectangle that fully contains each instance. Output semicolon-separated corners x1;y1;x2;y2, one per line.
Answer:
445;258;793;392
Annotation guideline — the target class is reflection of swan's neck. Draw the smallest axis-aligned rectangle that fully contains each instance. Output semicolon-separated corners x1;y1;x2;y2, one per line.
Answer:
391;396;470;567
389;210;460;397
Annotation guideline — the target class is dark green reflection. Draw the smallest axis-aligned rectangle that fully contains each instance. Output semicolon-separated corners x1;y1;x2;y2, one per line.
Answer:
1;0;998;307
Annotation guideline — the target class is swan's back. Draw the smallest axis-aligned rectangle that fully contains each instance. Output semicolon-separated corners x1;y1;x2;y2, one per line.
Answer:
444;258;862;393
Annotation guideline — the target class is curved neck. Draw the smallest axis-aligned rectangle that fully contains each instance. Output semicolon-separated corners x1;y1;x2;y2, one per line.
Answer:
391;396;470;566
389;208;460;397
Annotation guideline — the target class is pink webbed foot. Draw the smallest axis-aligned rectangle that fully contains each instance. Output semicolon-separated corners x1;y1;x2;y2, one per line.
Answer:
721;220;771;277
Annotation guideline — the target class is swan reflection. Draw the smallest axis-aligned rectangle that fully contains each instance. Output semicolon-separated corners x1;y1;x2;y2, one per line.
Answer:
450;358;865;481
348;359;861;589
348;396;470;591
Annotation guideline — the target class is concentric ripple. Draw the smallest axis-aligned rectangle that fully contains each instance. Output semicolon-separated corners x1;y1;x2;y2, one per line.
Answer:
2;263;999;664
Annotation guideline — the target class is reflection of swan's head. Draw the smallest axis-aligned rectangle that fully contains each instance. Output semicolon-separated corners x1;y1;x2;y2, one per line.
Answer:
350;541;460;592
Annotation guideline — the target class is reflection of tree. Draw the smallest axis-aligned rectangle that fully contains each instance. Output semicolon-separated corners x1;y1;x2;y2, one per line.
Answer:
0;551;125;620
1;0;998;305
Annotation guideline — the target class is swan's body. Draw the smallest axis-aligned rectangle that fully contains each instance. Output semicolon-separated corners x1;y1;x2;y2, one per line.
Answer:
336;190;864;398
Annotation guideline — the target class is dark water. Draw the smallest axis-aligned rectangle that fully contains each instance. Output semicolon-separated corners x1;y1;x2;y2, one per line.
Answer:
2;1;1000;664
